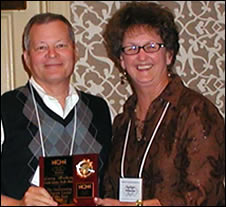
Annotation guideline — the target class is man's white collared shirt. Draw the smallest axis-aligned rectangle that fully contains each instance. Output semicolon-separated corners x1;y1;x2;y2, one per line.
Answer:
30;77;79;119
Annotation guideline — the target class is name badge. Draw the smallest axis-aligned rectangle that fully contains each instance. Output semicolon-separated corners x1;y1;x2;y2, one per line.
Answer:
119;178;142;202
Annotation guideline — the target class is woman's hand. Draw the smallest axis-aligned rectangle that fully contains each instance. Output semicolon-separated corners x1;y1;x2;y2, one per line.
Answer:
94;197;162;206
94;197;122;206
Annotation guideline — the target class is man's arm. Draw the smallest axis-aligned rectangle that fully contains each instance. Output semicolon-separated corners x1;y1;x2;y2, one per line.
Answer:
1;186;58;206
1;194;22;206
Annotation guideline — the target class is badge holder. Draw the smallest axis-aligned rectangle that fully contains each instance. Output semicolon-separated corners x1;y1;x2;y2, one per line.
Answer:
119;177;142;202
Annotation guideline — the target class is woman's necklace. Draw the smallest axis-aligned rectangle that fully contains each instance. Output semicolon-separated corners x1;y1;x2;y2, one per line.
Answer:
135;118;145;141
134;106;146;142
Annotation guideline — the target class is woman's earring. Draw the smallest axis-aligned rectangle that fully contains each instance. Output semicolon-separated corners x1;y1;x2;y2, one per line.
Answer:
120;71;127;84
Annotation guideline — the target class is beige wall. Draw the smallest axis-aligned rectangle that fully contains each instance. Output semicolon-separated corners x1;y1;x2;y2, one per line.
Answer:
1;1;225;120
70;1;225;119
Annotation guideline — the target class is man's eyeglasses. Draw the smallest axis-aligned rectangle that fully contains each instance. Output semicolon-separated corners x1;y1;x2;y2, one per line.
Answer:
121;42;165;55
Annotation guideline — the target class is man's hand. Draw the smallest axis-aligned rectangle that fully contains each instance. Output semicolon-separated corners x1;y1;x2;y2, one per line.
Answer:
21;186;58;206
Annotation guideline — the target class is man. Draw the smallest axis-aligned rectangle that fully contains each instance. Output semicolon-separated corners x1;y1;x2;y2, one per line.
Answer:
1;13;112;206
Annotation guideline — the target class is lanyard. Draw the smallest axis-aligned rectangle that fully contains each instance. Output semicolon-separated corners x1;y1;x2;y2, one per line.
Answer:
121;101;170;178
29;82;77;157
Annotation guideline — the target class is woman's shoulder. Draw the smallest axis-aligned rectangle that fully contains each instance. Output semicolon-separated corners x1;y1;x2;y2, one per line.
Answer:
178;86;224;126
182;86;221;112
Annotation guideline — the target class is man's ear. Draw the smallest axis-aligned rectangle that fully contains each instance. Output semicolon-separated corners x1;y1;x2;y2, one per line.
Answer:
23;51;31;69
73;43;78;62
22;51;32;77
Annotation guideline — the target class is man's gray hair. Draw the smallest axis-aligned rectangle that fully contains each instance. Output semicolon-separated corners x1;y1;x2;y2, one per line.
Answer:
23;12;75;51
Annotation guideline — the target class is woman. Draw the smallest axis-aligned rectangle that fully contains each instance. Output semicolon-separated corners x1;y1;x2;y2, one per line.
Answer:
94;2;225;206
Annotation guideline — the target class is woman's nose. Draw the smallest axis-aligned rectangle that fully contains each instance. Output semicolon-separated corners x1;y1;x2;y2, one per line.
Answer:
137;47;149;61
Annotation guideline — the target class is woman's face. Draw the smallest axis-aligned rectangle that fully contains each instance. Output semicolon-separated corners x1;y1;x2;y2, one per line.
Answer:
120;26;173;88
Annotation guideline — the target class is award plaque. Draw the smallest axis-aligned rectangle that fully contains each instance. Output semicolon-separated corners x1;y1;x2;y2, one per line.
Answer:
39;154;98;206
73;154;98;206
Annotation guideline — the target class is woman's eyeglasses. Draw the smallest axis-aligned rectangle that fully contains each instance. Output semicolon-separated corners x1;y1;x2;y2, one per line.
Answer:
121;42;165;55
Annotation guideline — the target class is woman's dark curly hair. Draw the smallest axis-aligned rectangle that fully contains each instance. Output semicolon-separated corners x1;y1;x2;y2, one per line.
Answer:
103;2;180;72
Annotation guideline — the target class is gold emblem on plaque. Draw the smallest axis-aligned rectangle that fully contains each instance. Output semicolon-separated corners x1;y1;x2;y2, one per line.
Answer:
76;159;95;178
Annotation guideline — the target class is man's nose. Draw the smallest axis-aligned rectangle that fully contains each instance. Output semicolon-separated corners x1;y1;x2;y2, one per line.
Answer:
47;47;58;58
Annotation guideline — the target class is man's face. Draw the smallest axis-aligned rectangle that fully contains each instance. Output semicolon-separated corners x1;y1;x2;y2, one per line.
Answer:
23;20;76;87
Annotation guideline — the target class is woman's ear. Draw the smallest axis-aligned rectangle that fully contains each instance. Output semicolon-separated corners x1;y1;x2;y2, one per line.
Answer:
120;54;126;70
166;50;173;66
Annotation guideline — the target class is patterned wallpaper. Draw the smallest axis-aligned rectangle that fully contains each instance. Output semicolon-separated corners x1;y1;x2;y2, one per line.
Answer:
70;1;225;119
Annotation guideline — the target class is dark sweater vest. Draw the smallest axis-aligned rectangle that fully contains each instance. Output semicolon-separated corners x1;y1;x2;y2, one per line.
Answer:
1;83;112;199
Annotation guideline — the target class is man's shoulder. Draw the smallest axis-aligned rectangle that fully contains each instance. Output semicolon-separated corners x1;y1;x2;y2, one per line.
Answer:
77;91;111;118
79;91;107;105
1;84;28;101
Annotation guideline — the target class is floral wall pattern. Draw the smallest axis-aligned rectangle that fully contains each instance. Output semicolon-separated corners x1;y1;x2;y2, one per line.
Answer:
70;1;225;120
